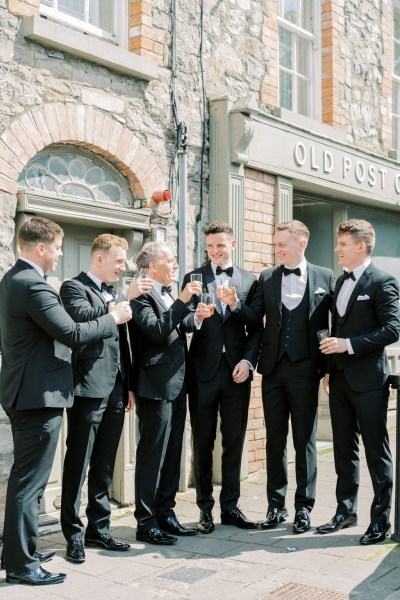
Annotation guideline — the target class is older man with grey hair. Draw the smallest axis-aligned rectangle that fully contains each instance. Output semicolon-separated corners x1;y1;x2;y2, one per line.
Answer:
128;242;202;545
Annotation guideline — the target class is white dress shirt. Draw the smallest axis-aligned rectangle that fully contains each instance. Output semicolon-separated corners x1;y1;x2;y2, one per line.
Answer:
281;259;308;311
87;271;114;303
152;279;174;309
19;257;45;278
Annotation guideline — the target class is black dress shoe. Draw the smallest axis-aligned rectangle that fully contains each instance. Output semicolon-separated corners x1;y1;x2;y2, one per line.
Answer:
260;506;288;529
159;515;198;536
316;513;357;534
136;527;177;545
198;510;215;534
293;508;311;533
221;507;259;530
66;540;85;563
6;566;66;585
359;523;391;545
1;550;56;571
84;533;130;551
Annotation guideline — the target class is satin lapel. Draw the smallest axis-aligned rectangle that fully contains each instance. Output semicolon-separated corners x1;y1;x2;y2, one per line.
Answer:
273;267;282;313
149;288;168;314
307;264;317;316
77;272;106;304
204;263;221;317
342;269;371;321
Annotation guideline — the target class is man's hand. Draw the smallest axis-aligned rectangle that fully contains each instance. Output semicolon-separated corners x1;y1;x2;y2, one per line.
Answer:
319;336;347;354
217;285;239;309
126;391;135;412
127;278;153;300
179;281;203;303
195;302;214;323
232;360;250;384
108;301;132;324
323;373;330;395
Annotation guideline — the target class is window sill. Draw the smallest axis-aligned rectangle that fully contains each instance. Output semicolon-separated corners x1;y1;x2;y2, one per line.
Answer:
279;108;347;144
23;15;158;82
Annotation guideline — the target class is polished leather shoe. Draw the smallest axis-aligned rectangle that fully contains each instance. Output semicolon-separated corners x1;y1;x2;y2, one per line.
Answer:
293;508;311;533
359;522;391;545
136;527;177;545
260;506;288;529
198;510;215;534
221;507;259;530
84;533;130;551
316;513;357;534
66;540;85;563
159;515;198;536
6;566;66;585
1;550;56;570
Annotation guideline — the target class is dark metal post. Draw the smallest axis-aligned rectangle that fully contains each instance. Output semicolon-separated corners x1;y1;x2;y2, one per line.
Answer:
390;374;400;542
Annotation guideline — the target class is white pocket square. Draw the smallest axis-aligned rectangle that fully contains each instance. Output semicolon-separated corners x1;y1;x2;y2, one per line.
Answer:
315;287;326;294
357;294;370;300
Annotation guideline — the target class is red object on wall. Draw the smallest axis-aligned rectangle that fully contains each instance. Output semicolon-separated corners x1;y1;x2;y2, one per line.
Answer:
152;190;171;203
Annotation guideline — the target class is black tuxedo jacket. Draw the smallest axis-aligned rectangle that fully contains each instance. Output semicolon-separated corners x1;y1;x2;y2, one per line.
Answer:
0;260;117;411
331;262;400;392
182;262;262;382
128;289;191;401
60;272;133;403
249;262;335;378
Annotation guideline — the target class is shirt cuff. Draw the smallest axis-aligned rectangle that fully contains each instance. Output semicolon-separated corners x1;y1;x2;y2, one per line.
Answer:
242;359;254;371
194;314;203;330
346;338;354;354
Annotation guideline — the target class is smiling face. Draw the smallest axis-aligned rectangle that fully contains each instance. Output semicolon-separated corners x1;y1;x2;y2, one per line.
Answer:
335;233;367;271
149;245;178;285
92;246;127;284
273;228;307;268
205;232;236;267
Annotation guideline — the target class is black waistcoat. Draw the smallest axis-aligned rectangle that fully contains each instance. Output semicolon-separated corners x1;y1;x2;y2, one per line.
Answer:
277;281;310;363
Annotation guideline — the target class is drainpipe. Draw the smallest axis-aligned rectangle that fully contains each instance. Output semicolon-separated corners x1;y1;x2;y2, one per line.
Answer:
177;122;188;291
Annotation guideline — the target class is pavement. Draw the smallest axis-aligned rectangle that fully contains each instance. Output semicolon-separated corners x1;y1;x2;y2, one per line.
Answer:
1;426;400;600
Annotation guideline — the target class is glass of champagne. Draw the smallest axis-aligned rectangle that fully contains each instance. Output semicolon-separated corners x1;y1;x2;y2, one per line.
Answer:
190;274;203;283
114;287;126;303
201;292;215;315
317;329;330;342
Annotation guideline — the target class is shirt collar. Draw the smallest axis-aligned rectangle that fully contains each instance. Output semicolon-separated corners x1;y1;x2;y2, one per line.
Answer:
87;271;103;290
211;261;233;276
151;279;166;295
19;257;45;278
350;257;371;281
283;258;307;275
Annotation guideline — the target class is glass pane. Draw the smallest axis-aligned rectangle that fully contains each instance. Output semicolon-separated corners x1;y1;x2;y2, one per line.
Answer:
89;0;114;33
40;0;53;6
301;0;313;32
393;115;398;150
393;81;400;115
48;157;69;181
283;0;297;24
97;183;123;204
280;70;292;110
59;0;85;20
85;165;104;185
279;28;292;69
395;42;400;77
60;183;92;199
395;6;400;41
297;36;311;77
26;167;57;192
297;77;310;116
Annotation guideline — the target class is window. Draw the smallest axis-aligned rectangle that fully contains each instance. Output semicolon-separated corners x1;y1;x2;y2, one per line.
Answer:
393;1;400;150
40;0;127;46
278;0;319;118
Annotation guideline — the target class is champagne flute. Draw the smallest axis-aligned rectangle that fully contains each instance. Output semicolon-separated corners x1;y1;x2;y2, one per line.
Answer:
200;292;215;315
190;273;203;295
114;287;126;302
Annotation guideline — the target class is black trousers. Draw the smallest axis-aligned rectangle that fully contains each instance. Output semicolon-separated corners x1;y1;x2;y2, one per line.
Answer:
134;388;187;530
262;355;319;512
2;407;63;572
189;355;251;512
61;378;125;541
329;368;392;524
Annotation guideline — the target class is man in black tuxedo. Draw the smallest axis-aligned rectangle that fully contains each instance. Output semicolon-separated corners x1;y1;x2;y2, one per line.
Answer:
128;241;202;545
60;234;152;563
182;221;262;533
317;219;400;544
247;220;335;534
0;217;132;586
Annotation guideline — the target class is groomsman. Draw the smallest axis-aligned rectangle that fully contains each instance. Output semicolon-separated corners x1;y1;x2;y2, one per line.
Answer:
129;242;201;545
246;220;335;533
317;219;400;544
182;221;261;533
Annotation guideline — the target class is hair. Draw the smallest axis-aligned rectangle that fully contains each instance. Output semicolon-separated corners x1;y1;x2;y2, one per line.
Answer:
136;241;172;270
275;220;310;240
91;234;128;255
336;219;375;255
204;221;234;238
18;216;64;249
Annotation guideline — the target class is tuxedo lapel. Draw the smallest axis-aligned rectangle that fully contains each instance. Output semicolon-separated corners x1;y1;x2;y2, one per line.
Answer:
204;263;222;317
273;267;282;312
342;269;371;320
77;271;106;305
307;264;317;316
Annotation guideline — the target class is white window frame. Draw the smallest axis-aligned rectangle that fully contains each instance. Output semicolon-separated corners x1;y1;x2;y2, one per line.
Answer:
393;1;400;151
40;0;128;49
277;0;321;120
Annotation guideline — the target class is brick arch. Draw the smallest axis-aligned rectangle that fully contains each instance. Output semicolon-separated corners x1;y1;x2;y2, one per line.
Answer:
0;102;165;200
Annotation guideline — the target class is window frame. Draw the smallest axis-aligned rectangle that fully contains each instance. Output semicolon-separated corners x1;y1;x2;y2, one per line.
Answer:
277;0;321;120
40;0;128;48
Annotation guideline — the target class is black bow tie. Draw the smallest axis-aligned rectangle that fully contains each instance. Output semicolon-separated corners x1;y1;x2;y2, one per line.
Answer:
43;274;48;281
343;271;356;281
283;267;301;277
101;282;115;295
161;285;172;295
216;266;233;277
